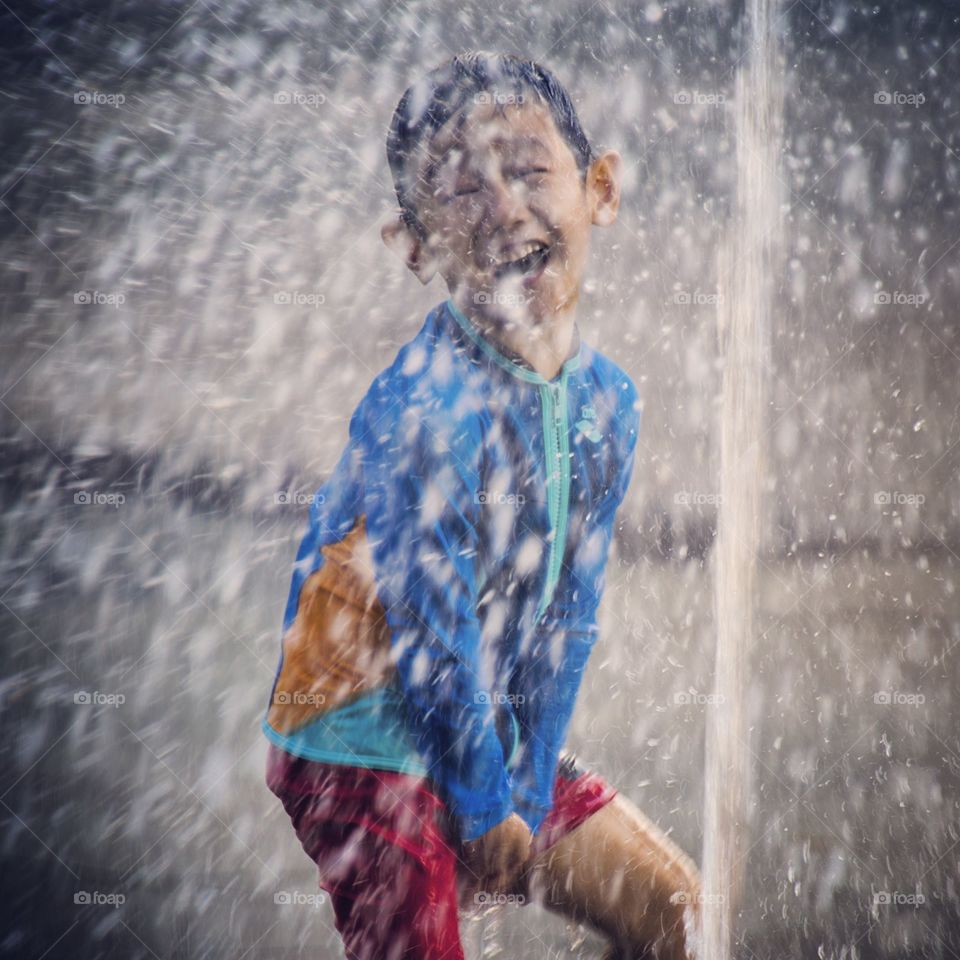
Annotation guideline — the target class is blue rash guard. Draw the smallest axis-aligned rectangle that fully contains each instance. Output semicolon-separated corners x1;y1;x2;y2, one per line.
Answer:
263;297;641;841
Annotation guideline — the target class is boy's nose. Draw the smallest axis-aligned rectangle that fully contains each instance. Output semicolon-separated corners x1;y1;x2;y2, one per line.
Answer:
487;177;528;230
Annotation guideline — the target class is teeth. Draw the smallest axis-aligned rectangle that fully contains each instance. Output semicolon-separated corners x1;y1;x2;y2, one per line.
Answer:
494;241;546;267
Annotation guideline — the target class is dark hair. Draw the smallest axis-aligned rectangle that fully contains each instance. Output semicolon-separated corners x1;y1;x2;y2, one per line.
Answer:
386;52;596;239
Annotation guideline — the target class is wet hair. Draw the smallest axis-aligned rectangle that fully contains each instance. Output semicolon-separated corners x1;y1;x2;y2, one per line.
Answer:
386;52;596;239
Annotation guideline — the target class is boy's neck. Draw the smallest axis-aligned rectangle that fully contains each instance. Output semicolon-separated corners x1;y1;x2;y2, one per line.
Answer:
454;298;578;381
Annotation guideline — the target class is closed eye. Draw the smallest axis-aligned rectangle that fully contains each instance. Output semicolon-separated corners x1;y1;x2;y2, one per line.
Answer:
439;184;480;203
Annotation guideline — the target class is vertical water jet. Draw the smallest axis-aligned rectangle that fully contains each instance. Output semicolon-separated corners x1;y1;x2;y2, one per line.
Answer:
701;0;784;956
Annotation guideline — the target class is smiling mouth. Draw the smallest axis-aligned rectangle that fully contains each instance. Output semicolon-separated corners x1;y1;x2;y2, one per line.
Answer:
492;242;551;281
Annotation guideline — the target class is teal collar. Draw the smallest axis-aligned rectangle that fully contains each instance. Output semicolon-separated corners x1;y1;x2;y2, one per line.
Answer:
444;298;582;385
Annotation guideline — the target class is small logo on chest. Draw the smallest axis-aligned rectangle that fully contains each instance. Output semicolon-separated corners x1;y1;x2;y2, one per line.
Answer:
574;405;602;443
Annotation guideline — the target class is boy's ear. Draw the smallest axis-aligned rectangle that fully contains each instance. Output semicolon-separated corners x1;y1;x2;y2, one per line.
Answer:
587;149;622;228
380;212;438;285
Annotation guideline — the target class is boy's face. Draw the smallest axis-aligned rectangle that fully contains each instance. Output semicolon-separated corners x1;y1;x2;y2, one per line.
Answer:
384;96;621;331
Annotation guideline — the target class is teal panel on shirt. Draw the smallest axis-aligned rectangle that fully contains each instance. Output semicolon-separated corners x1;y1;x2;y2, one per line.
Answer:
263;683;522;776
262;685;429;775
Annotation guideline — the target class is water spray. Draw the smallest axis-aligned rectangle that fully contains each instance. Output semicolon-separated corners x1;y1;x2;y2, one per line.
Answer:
701;0;784;956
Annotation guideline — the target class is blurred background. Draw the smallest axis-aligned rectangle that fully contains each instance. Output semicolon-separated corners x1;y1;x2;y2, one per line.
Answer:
1;1;958;957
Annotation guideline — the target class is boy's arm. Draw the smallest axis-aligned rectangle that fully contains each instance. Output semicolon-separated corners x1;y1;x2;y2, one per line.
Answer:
357;396;515;842
510;396;641;834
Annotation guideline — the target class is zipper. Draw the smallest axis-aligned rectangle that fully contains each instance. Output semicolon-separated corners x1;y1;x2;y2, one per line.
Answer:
443;300;577;624
536;375;571;621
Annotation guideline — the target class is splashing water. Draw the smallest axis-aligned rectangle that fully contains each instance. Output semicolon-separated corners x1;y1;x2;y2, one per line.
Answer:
701;0;784;957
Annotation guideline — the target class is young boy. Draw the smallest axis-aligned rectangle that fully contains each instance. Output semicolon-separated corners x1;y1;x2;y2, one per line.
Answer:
264;52;702;959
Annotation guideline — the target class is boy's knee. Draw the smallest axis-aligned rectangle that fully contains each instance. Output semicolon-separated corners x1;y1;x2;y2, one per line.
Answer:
667;853;702;910
612;857;701;960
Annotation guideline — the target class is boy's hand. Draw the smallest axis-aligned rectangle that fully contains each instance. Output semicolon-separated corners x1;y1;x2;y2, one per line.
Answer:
460;813;533;901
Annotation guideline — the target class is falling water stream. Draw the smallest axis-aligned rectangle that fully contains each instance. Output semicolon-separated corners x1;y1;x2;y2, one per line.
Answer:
701;0;784;957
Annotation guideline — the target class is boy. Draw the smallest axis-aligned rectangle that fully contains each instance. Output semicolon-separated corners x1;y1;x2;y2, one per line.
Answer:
264;52;701;959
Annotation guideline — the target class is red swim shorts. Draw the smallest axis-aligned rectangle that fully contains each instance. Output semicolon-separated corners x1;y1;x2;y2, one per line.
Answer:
266;745;617;960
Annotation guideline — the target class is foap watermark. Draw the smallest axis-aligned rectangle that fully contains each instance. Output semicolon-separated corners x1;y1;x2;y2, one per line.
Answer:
670;891;725;906
673;90;726;106
673;691;725;706
273;90;327;107
475;690;525;706
74;290;125;308
873;691;925;707
74;490;125;508
874;491;925;507
474;490;526;508
73;90;125;108
874;291;928;306
874;891;925;906
274;291;325;307
874;91;925;108
474;891;526;906
274;691;326;707
274;890;326;907
74;890;125;907
674;491;722;507
274;491;326;507
474;291;532;307
473;91;525;106
673;290;723;306
74;691;125;707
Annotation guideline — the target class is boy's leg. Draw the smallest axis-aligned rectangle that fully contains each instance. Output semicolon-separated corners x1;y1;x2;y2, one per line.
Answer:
523;760;701;960
266;745;465;960
323;822;464;960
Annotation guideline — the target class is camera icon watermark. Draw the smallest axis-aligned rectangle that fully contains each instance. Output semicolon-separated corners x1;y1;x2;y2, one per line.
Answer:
273;90;327;107
873;691;925;706
74;890;125;907
274;491;326;506
673;691;725;706
669;890;725;905
74;490;125;508
873;891;924;906
673;290;723;306
674;491;722;507
74;691;126;707
874;491;925;507
474;690;525;706
73;90;125;107
274;890;326;907
474;291;532;307
473;891;526;906
873;290;928;306
273;291;325;307
473;91;525;106
74;290;125;308
474;490;526;507
673;90;725;106
273;691;326;706
874;91;925;107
